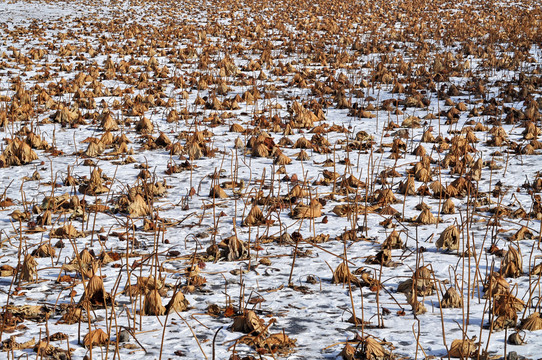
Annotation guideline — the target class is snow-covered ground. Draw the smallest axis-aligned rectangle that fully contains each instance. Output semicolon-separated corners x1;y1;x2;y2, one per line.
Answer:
1;0;541;359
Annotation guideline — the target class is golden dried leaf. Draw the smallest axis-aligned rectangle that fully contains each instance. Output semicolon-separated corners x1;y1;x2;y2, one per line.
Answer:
209;185;228;199
219;235;248;261
83;329;109;348
332;262;360;286
21;254;38;282
416;208;437;224
448;338;477;358
440;287;463;308
32;243;56;257
436;225;460;251
520;312;542;331
242;205;265;226
143;289;166;316
500;245;522;277
1;336;36;351
382;230;402;249
232;310;267;335
290;198;322;219
166;291;189;313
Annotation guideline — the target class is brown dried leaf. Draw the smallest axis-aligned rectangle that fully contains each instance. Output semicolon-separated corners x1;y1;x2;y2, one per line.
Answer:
166;291;189;313
448;338;478;358
21;254;37;282
440;287;463;308
242;205;265;226
83;329;109;348
1;336;35;351
143;289;166;315
501;245;522;277
232;310;267;336
520;312;542;331
332;262;361;286
436;225;460;251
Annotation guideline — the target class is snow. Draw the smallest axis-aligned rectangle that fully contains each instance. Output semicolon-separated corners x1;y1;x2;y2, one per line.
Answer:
0;0;541;359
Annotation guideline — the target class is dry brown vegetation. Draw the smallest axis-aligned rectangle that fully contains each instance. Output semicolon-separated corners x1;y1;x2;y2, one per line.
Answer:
0;0;542;358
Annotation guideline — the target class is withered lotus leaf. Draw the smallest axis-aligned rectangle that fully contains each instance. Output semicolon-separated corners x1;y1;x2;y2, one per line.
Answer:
520;312;542;331
21;254;38;282
436;225;460;251
290;198;322;219
500;245;523;278
209;184;228;199
242;205;265;226
1;336;36;351
219;235;248;261
143;289;166;316
332;262;361;286
382;230;403;249
232;310;267;335
448;338;478;358
83;329;109;348
166;291;190;313
440;287;463;308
